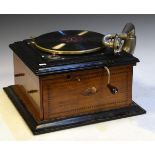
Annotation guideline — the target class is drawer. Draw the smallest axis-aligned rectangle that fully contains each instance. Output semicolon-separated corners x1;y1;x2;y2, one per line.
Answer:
41;65;133;120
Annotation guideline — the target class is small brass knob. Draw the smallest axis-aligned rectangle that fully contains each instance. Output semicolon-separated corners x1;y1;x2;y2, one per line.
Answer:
83;86;97;96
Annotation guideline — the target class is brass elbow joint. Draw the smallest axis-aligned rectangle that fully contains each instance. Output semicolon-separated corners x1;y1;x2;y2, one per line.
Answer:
103;23;136;55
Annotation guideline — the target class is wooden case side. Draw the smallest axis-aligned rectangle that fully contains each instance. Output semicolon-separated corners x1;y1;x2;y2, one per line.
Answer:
13;53;43;120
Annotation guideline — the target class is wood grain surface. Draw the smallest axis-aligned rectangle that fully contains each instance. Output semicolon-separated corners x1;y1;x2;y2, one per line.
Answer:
14;54;133;121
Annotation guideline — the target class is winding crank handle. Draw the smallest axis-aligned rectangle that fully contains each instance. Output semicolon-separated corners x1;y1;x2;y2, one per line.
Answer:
104;66;118;94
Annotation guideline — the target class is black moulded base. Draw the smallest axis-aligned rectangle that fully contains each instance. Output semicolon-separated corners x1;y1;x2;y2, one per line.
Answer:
3;86;146;135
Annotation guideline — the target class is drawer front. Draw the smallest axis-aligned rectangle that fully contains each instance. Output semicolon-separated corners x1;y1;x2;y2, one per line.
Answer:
42;65;132;120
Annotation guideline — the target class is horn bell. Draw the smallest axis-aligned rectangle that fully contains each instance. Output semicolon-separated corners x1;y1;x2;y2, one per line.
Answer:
122;23;136;54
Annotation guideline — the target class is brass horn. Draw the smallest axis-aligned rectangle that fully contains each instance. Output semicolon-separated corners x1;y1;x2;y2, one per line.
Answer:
103;23;136;54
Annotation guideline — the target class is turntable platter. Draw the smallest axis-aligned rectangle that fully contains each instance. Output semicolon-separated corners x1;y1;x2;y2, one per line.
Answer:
30;30;104;54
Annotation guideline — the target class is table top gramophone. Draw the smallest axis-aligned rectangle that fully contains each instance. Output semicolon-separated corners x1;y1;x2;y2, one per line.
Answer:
4;23;146;135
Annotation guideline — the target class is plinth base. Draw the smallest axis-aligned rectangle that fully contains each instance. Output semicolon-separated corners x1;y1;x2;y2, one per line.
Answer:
3;86;146;135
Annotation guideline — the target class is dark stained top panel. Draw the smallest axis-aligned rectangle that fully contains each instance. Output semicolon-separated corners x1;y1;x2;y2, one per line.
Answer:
9;30;139;76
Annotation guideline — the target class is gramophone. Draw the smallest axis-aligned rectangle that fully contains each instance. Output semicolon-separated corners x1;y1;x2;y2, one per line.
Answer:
4;23;146;135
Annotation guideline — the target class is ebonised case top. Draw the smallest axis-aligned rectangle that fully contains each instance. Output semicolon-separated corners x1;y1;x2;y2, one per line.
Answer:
9;30;139;76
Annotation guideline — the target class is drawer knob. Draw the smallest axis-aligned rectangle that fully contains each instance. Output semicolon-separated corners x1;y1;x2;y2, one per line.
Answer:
83;86;97;96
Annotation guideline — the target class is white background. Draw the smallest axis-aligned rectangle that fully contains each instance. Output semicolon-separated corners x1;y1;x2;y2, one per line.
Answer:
0;0;155;155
